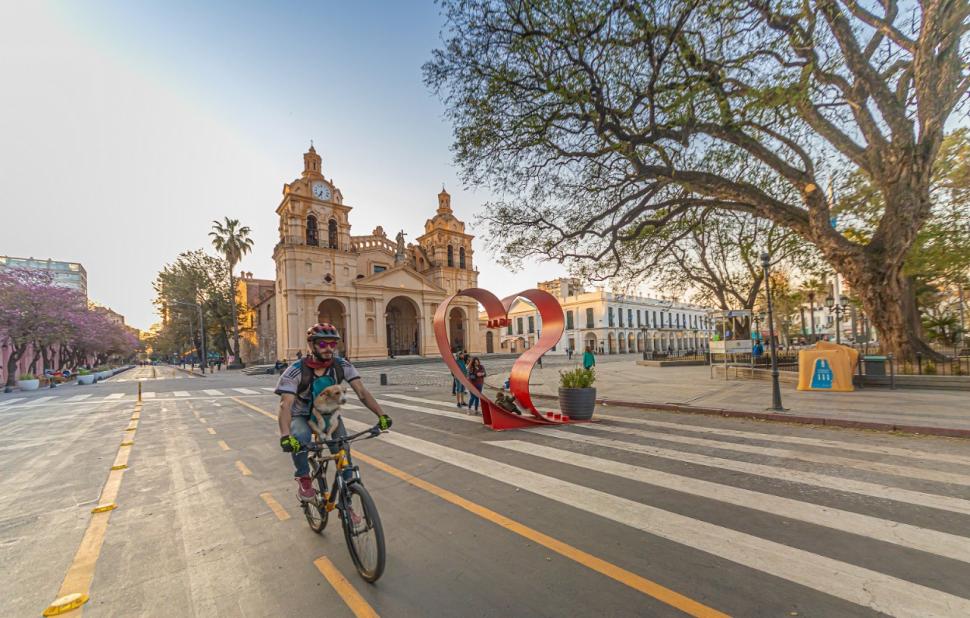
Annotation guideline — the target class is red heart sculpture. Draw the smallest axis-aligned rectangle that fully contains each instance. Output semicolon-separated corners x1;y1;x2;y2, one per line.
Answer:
433;287;583;430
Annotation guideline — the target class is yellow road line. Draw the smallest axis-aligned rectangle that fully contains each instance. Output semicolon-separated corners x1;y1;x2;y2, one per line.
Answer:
233;400;726;617
235;460;252;476
313;556;380;618
259;491;291;521
207;427;217;435
218;440;231;451
45;404;143;616
232;396;276;420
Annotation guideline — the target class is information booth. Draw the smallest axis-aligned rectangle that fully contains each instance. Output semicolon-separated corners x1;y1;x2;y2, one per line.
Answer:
708;310;754;376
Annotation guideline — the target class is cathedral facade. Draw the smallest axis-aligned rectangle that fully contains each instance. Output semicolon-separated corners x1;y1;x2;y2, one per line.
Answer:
272;146;484;360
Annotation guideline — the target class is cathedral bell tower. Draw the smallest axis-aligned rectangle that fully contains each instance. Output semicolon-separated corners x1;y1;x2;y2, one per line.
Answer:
303;144;322;177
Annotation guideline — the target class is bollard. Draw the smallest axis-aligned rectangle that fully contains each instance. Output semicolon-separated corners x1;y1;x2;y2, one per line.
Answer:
138;382;142;402
917;352;923;375
379;373;388;386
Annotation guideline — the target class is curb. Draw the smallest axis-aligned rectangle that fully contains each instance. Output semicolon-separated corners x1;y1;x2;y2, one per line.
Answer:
172;366;205;378
526;392;970;439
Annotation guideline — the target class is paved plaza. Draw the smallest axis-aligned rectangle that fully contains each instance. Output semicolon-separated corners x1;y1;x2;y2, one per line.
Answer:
2;364;970;616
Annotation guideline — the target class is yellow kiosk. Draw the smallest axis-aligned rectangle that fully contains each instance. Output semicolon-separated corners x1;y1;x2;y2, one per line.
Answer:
797;341;859;392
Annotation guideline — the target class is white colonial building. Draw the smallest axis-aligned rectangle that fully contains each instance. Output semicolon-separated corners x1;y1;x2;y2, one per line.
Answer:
479;278;714;356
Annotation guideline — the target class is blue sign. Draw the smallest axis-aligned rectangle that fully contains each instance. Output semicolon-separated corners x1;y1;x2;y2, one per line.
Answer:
810;358;834;389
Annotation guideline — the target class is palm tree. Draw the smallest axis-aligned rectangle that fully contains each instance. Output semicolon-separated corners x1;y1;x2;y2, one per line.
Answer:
209;218;254;367
799;277;828;342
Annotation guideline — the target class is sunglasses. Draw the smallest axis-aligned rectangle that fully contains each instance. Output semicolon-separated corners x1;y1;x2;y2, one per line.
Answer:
315;340;339;349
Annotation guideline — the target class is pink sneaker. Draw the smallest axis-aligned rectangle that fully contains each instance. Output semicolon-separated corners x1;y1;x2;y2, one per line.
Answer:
296;476;315;502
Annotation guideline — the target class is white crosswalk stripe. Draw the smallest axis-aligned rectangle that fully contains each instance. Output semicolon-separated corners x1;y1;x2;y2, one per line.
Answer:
261;387;275;391
142;392;156;399
489;440;970;564
0;398;26;407
104;393;125;400
232;388;258;395
531;427;970;516
30;396;57;405
203;389;223;396
173;391;190;397
341;416;970;617
65;394;92;402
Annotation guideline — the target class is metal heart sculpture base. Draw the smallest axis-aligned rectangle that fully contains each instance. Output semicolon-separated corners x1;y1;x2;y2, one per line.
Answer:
433;287;586;431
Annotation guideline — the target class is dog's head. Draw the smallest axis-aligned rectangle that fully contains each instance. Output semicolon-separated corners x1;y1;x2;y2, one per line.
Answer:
312;384;348;412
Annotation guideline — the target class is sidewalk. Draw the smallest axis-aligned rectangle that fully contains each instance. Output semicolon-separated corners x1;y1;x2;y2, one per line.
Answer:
487;359;970;437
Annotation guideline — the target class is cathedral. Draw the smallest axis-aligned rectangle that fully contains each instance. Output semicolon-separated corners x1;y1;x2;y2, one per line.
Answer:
271;145;484;360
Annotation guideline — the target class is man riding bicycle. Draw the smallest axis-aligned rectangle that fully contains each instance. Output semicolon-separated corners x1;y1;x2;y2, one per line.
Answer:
275;323;392;501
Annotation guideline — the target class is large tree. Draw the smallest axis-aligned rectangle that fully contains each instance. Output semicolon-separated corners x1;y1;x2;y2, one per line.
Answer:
426;0;970;359
209;217;254;367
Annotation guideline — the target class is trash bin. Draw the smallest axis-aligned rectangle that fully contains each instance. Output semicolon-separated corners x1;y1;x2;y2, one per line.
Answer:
863;355;887;376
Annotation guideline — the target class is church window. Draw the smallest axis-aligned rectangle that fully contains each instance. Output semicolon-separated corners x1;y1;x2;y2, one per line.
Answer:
447;245;454;267
373;265;386;273
306;215;319;246
328;219;338;249
459;247;466;269
324;273;333;283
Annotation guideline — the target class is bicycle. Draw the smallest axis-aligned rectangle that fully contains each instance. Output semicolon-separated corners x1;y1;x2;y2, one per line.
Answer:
301;423;386;582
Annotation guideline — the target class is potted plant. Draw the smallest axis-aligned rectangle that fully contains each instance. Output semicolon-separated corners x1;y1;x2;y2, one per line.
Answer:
77;369;94;385
558;366;597;420
17;373;40;391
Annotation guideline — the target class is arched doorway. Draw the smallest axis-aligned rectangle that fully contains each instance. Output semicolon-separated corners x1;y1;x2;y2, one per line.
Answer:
385;296;420;356
584;333;597;352
636;332;644;352
629;333;636;353
486;331;495;353
317;299;348;357
448;307;466;351
608;333;616;354
618;332;626;353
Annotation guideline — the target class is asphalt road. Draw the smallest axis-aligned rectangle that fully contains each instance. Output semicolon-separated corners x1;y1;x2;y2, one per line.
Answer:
2;365;970;617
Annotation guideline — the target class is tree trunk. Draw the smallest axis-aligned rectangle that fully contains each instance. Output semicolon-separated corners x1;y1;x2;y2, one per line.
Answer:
841;259;941;361
28;346;40;375
5;344;27;388
229;269;244;367
40;345;51;374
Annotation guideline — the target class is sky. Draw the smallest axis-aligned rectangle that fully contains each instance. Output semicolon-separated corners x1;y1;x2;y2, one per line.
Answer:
0;1;574;331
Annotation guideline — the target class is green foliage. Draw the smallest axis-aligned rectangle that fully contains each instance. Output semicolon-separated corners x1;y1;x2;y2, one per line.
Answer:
18;373;37;381
922;313;963;346
924;363;938;375
559;366;596;389
77;368;90;375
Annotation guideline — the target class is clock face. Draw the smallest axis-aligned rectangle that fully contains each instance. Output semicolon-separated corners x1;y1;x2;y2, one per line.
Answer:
312;182;332;200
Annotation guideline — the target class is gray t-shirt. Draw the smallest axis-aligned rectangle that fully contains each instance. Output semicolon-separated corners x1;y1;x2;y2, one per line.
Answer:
274;358;360;417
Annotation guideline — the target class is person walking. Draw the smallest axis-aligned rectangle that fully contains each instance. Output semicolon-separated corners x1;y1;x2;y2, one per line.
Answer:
455;352;469;408
467;357;486;414
582;345;596;370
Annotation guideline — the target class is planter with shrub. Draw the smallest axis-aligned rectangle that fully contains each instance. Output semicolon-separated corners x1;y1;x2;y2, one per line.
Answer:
17;374;40;391
77;369;94;385
558;366;597;421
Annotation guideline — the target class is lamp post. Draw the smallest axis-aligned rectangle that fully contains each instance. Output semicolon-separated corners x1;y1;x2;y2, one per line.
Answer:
171;300;206;375
825;295;850;344
807;290;817;342
761;252;786;411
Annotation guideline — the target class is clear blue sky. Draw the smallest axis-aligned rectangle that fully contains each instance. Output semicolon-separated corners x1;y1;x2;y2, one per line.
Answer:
0;1;573;330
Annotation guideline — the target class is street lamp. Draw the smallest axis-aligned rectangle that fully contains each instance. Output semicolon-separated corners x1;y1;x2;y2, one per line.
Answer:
824;295;850;344
171;300;207;375
807;290;817;342
761;252;786;412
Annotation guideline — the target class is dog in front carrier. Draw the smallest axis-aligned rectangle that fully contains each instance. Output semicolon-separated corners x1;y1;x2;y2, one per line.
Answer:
309;384;348;441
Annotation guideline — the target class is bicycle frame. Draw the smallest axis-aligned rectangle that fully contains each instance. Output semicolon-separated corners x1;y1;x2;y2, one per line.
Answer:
306;425;380;511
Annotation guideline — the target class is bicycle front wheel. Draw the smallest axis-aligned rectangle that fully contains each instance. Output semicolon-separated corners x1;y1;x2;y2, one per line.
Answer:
341;483;385;582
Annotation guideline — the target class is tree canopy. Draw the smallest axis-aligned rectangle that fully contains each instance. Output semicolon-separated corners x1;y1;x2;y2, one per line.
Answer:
427;0;970;358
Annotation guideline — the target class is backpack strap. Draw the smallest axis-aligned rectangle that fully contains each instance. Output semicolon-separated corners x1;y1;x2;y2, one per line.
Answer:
297;359;346;402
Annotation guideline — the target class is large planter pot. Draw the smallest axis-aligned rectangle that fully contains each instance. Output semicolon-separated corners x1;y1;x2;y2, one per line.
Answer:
77;374;95;385
17;379;40;391
558;387;597;420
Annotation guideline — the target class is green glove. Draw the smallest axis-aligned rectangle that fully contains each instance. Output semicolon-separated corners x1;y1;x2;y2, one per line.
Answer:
378;415;392;431
280;435;301;453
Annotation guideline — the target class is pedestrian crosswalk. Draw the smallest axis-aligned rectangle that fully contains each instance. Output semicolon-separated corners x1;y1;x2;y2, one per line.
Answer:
335;393;970;616
0;386;277;409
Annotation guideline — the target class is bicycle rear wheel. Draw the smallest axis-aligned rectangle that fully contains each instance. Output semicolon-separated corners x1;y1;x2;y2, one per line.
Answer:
341;483;385;582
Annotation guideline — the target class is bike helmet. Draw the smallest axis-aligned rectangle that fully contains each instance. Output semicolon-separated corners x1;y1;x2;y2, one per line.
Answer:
307;322;341;341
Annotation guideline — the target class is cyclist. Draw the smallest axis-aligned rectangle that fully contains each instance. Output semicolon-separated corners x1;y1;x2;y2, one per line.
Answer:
276;323;392;502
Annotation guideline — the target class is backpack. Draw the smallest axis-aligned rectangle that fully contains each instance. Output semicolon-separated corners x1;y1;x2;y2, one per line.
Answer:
296;359;346;403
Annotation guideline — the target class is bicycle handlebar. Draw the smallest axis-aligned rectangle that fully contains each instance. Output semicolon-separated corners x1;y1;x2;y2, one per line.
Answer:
305;424;384;451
